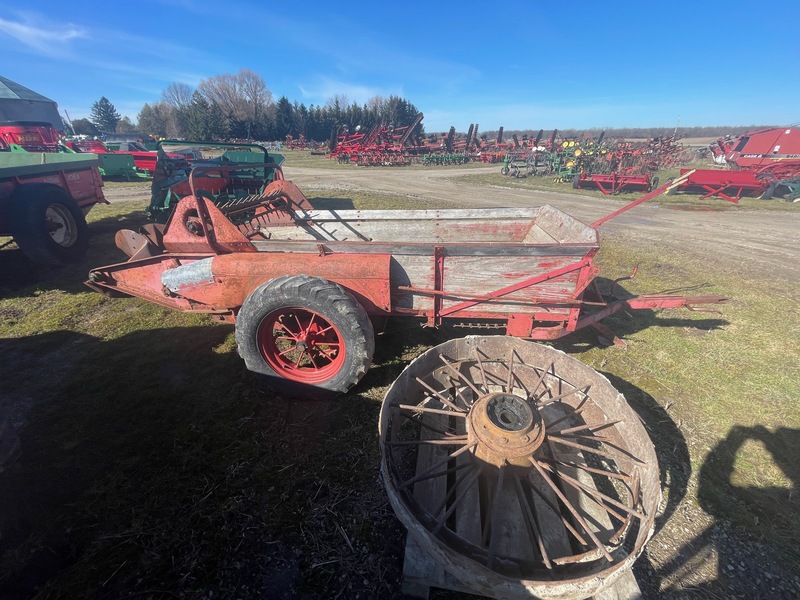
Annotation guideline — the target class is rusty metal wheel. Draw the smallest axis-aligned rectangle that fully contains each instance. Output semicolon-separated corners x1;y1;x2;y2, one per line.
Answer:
379;336;659;599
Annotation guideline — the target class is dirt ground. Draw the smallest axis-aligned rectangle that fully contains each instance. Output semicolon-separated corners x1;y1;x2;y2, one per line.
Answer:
94;166;800;598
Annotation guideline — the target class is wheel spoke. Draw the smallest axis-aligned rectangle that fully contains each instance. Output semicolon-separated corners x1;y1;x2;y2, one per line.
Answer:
547;435;646;465
541;457;631;483
512;475;553;570
473;348;490;394
541;462;645;521
485;464;506;569
558;420;622;436
536;383;592;405
414;377;466;413
521;475;588;546
439;355;482;396
395;404;468;418
277;346;298;358
398;444;477;491
530;456;614;562
432;464;483;534
386;436;468;447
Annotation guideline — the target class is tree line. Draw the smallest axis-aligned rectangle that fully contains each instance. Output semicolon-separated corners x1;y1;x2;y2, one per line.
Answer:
68;69;776;143
69;69;423;143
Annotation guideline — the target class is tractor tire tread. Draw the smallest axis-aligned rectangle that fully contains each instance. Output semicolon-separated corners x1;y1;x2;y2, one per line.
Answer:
7;183;89;265
236;275;374;398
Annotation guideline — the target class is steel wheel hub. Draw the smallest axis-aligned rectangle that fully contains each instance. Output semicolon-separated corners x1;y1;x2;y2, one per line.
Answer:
469;392;545;467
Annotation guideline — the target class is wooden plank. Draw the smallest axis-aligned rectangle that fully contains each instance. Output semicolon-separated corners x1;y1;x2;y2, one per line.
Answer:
592;568;643;600
454;415;481;546
392;254;581;314
250;205;598;246
487;469;538;565
401;412;449;598
526;467;573;561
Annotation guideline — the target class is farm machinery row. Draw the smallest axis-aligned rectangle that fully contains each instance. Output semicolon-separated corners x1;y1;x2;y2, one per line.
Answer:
494;125;800;202
500;130;689;195
0;121;157;180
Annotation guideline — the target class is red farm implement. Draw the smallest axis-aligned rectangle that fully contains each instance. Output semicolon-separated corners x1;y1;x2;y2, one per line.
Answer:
671;127;800;202
0;121;60;152
330;113;424;165
667;168;765;203
86;149;725;396
572;172;658;195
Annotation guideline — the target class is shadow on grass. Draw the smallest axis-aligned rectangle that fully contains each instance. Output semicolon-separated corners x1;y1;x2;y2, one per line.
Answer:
307;197;356;210
0;324;409;600
698;426;800;551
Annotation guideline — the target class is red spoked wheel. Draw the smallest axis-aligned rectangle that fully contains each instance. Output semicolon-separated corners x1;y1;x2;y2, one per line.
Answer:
258;307;346;384
236;275;375;397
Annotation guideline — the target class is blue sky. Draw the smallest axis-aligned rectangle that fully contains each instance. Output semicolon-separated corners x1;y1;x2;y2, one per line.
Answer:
1;1;798;133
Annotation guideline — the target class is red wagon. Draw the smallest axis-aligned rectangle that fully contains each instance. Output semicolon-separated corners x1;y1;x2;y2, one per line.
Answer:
86;162;725;395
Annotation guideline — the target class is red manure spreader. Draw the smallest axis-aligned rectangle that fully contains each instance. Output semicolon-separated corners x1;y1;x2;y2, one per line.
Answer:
86;144;725;396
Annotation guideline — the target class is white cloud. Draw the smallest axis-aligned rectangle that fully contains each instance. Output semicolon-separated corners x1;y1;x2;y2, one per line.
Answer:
298;77;399;106
0;13;86;56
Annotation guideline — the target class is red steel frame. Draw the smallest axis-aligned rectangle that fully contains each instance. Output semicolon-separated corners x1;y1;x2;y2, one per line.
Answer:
574;172;654;195
670;168;765;203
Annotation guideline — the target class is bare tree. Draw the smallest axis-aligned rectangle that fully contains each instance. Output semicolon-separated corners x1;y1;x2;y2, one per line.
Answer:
237;68;272;123
199;74;241;121
325;94;350;112
198;69;272;122
366;95;385;113
161;82;194;110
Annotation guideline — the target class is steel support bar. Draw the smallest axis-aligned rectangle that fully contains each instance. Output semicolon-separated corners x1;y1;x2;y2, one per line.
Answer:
575;294;727;331
439;259;590;318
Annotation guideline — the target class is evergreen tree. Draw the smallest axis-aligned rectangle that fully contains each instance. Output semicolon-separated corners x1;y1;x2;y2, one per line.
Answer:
185;92;227;140
90;97;121;134
274;96;294;139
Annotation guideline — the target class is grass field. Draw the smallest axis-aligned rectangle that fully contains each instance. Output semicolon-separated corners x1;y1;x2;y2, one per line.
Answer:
0;159;798;598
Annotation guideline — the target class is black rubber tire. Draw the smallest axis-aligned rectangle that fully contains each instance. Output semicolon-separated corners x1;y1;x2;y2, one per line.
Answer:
760;180;776;200
572;173;581;189
8;184;89;266
236;275;375;398
500;166;509;176
649;176;659;192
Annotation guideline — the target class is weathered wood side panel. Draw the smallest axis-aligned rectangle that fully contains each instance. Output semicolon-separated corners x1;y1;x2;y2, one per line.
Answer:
254;206;597;246
391;255;583;315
